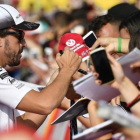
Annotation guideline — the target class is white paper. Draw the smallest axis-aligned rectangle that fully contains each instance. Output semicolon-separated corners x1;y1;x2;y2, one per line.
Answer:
51;98;90;124
73;120;113;140
97;101;140;130
73;48;140;101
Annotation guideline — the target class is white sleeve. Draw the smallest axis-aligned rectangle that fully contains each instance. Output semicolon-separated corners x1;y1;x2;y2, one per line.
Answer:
0;74;32;109
14;85;40;118
14;109;25;117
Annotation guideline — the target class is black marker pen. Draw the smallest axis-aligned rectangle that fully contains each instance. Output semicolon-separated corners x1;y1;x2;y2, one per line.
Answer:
59;50;88;75
59;50;64;56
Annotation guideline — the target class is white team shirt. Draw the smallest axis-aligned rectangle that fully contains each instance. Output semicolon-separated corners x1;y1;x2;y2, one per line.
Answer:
0;67;32;131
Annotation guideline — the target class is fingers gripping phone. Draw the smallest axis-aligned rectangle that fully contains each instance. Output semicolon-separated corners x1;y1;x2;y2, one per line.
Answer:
83;31;101;48
90;47;114;85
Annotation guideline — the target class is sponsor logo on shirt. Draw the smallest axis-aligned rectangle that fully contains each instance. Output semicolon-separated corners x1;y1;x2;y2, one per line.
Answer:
0;72;8;80
8;78;16;84
15;83;25;89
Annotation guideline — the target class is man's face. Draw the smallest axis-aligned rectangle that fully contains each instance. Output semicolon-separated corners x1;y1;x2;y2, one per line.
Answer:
3;29;26;66
97;23;120;38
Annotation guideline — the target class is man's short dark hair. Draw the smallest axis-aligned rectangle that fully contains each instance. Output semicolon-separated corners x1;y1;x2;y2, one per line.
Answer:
88;15;120;35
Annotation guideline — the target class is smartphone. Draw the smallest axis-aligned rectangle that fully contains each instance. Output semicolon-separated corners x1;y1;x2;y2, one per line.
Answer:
90;47;114;85
83;31;100;48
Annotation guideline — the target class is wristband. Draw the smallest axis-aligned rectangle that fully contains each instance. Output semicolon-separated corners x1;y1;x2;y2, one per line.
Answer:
126;94;140;108
127;98;140;109
118;37;121;53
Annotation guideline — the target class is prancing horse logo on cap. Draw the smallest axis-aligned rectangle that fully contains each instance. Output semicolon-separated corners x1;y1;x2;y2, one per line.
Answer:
66;39;75;47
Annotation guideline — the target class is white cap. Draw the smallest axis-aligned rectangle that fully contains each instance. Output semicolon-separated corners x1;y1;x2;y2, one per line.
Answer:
0;4;40;30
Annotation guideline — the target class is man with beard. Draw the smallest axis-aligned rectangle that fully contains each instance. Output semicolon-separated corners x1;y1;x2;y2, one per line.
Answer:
0;4;82;132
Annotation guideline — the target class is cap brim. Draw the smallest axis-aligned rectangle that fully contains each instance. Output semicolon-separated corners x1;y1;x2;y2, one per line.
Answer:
12;21;40;31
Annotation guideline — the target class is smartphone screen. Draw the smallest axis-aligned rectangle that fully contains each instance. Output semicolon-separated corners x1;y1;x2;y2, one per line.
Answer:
90;47;114;85
83;31;100;48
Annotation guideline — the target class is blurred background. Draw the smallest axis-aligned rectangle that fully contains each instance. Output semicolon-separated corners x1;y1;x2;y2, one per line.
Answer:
0;0;138;140
2;0;137;85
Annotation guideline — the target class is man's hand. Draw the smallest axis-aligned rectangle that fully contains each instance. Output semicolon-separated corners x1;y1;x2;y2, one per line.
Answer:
72;61;88;81
56;47;82;76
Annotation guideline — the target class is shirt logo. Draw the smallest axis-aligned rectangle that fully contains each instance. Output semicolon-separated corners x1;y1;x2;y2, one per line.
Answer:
66;39;75;47
0;72;8;80
8;78;16;84
15;83;25;89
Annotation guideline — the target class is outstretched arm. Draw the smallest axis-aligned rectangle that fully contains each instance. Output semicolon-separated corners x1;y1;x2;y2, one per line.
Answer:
16;68;62;131
89;37;129;54
16;47;82;131
16;47;82;115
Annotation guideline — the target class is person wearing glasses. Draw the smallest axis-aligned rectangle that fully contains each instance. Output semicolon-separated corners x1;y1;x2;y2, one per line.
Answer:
0;4;82;132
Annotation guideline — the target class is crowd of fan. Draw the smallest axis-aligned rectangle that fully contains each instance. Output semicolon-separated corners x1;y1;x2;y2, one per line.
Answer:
1;0;140;140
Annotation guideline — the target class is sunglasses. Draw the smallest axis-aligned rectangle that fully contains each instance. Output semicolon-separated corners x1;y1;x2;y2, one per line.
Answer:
5;30;25;43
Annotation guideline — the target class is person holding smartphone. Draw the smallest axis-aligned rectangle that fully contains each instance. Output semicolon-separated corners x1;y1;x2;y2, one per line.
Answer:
90;52;140;139
93;53;140;117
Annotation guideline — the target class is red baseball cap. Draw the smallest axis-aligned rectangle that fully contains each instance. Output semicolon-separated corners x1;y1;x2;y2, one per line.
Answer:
58;33;89;58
